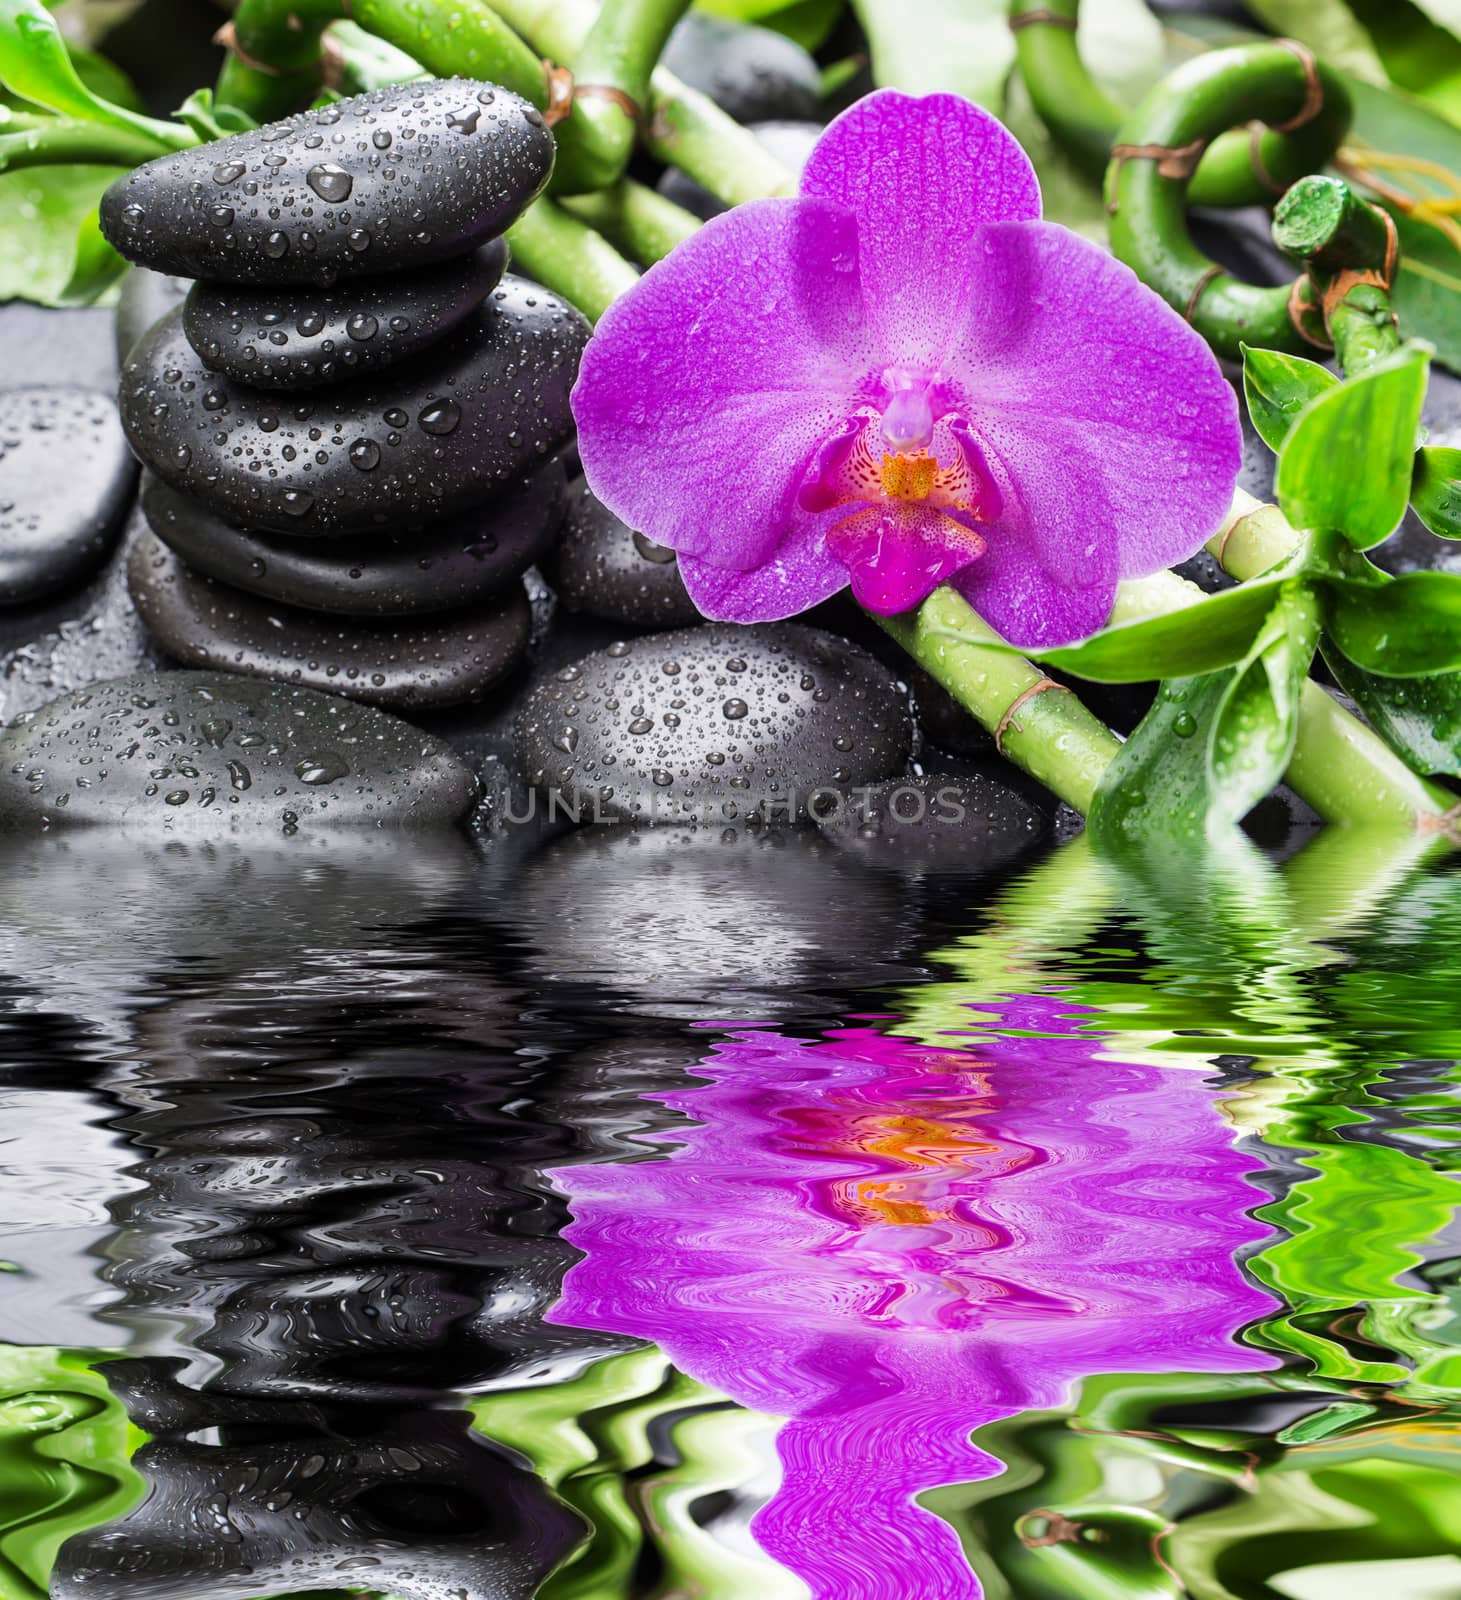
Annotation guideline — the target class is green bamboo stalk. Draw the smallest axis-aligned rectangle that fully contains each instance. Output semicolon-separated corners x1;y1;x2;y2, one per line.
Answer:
881;483;1454;828
561;177;700;265
1012;0;1347;208
553;0;691;194
877;589;1122;815
1272;174;1402;376
491;0;795;205
215;0;546;123
1106;42;1352;361
504;197;639;322
1208;491;1455;827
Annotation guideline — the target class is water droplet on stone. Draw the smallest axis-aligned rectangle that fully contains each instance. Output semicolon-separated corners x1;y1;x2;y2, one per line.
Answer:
418;398;461;436
306;162;354;203
294;751;349;785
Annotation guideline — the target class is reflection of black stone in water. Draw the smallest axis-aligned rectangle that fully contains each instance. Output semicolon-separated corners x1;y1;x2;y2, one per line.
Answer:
11;834;665;1600
50;1043;622;1597
99;1046;629;1401
53;1360;583;1600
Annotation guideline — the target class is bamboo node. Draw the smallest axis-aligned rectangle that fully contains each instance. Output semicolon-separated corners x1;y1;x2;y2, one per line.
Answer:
995;679;1072;754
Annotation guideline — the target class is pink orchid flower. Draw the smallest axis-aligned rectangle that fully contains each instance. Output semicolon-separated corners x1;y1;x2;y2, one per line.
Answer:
550;1002;1276;1598
571;91;1241;648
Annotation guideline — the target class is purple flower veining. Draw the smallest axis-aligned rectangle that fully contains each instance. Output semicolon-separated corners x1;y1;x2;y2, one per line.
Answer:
571;91;1241;648
549;1000;1277;1599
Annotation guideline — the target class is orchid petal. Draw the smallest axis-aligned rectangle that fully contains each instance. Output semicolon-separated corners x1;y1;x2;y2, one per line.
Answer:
679;509;849;622
799;89;1041;371
954;534;1117;650
572;197;872;573
949;222;1241;584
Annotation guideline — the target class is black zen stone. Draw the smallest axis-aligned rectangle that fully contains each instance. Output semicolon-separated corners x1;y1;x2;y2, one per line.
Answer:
114;267;190;364
181;239;508;390
1371;511;1461;576
0;387;138;606
119;279;588;537
141;460;564;616
128;531;531;711
512;622;913;822
813;772;1050;873
543;477;701;628
662;13;820;124
0;505;167;724
0;670;477;832
100;81;553;285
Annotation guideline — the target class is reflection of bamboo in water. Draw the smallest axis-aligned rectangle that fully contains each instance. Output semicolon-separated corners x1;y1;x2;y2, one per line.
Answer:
0;1348;144;1600
470;1348;805;1600
876;831;1457;1411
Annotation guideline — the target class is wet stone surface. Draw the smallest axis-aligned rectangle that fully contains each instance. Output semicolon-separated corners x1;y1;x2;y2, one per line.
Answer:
0;670;478;831
0;506;167;724
0;386;138;606
120;281;587;537
661;13;821;124
513;622;914;822
1371;510;1461;576
129;531;532;712
114;267;190;365
142;460;564;617
181;238;509;390
813;771;1051;873
543;477;700;629
100;81;553;286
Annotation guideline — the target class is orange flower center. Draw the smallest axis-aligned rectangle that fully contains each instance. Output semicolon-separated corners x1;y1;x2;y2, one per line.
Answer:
880;450;939;501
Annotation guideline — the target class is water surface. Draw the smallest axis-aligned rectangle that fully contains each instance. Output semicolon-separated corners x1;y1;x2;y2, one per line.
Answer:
1;823;1457;1599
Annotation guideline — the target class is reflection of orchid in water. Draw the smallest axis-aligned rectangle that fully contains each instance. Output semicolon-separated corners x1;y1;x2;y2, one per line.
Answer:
550;999;1278;1600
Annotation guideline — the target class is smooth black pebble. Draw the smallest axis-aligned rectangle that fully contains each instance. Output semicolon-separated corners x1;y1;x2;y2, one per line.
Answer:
813;771;1050;873
100;81;553;286
543;477;701;629
120;279;587;537
128;531;531;711
182;238;509;390
513;622;913;822
142;460;564;616
0;505;167;724
0;670;478;831
114;267;190;364
661;13;820;124
1371;514;1461;576
0;387;138;606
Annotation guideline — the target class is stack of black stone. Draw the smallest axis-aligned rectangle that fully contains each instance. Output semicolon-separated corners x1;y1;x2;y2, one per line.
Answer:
99;79;589;713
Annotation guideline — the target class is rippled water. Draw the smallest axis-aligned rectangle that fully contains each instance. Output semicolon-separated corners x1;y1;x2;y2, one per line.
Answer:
1;823;1458;1600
